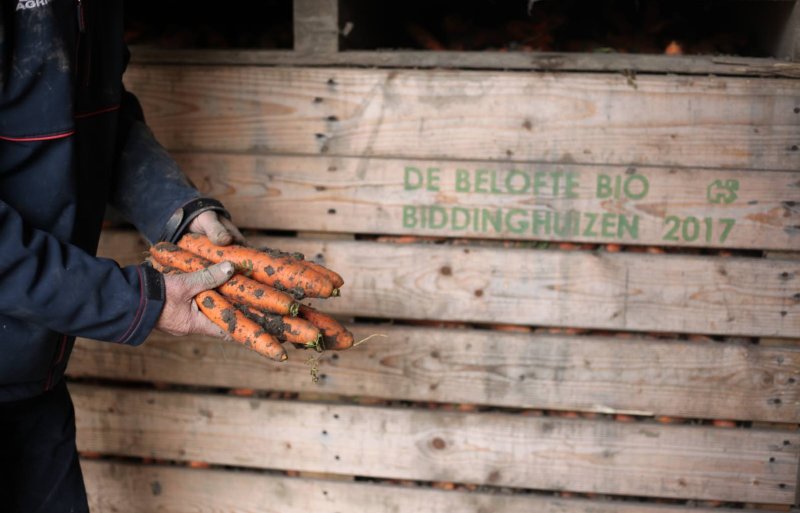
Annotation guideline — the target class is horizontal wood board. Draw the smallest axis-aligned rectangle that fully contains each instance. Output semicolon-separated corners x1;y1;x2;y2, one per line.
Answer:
123;65;800;171
68;326;800;422
129;47;800;79
80;460;758;513
173;152;800;250
98;231;800;337
72;384;800;503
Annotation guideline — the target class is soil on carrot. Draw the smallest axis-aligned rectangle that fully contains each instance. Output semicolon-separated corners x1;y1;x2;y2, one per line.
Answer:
220;308;237;333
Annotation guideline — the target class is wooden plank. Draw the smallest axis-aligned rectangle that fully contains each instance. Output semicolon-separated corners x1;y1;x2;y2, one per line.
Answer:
80;460;753;513
128;47;800;79
71;384;800;503
98;231;800;337
293;0;338;55
173;152;800;250
776;1;800;60
68;325;800;422
122;65;800;171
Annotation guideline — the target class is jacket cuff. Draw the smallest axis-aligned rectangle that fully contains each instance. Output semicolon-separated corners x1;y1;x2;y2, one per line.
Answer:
159;197;231;244
117;264;165;346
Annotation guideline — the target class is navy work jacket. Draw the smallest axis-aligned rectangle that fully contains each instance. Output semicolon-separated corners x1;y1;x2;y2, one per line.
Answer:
0;0;205;400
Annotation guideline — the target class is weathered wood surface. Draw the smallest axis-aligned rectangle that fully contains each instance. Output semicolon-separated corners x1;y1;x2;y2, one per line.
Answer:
128;47;800;78
79;460;756;513
173;152;800;250
293;0;339;55
71;384;800;503
776;1;800;60
98;231;800;337
69;326;800;422
123;65;800;171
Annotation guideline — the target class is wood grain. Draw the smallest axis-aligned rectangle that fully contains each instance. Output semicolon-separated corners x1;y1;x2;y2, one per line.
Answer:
122;65;800;171
172;152;800;250
68;326;800;422
80;460;756;513
128;47;800;78
71;384;800;503
98;231;800;337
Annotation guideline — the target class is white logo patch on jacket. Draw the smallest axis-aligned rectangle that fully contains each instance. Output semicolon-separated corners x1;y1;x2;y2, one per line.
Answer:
16;0;53;11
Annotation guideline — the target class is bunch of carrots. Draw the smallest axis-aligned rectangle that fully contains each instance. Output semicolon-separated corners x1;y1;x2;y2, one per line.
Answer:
147;233;353;363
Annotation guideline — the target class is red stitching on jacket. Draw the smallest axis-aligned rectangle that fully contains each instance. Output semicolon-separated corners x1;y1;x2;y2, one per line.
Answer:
74;104;121;119
0;130;75;142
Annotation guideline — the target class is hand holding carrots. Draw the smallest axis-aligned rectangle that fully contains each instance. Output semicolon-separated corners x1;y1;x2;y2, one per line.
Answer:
148;234;353;363
155;261;236;339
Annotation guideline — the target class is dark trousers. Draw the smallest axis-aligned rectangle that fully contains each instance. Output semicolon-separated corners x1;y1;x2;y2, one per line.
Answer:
0;380;89;513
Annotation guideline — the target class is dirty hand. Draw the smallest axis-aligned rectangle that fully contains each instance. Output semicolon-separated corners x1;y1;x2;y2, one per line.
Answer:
156;261;235;338
188;210;245;246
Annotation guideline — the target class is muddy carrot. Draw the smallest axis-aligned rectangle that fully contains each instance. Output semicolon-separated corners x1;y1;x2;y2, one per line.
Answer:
196;290;287;362
178;234;334;299
262;248;344;289
149;242;299;317
298;305;354;350
303;261;344;289
237;304;322;350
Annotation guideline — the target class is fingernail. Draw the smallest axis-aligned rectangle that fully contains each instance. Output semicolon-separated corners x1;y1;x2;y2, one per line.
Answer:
221;262;234;276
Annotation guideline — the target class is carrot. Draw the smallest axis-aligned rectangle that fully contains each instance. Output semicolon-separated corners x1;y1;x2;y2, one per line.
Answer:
149;242;299;317
297;305;354;350
237;304;322;350
196;290;287;362
303;261;344;289
261;247;344;289
178;234;334;299
487;323;532;333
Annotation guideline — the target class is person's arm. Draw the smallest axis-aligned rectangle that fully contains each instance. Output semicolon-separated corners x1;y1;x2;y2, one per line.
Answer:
109;84;245;243
0;199;235;343
0;200;164;344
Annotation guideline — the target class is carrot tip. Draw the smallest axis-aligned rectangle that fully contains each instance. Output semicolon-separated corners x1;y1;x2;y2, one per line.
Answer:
331;288;341;297
288;302;300;317
279;353;288;362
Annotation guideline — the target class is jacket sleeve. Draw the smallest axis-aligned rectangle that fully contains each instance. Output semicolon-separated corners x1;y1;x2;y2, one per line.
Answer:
0;200;165;345
108;83;202;243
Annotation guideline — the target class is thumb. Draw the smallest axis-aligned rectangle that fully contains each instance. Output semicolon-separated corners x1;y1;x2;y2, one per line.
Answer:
191;211;233;246
182;261;235;297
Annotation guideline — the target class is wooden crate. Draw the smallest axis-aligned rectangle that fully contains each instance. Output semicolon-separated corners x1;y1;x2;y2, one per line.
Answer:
69;1;800;511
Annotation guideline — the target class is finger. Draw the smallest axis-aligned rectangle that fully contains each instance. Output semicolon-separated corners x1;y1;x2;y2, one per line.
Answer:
192;311;232;340
219;216;246;245
182;261;234;297
190;211;233;246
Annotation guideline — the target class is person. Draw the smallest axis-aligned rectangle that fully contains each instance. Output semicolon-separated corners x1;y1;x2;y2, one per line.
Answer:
0;2;241;511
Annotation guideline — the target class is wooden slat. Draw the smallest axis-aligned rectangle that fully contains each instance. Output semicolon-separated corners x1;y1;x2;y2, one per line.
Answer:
777;1;800;60
68;326;800;422
173;152;800;250
123;65;800;171
72;384;800;503
80;460;753;513
128;47;800;79
293;0;338;55
98;231;800;337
